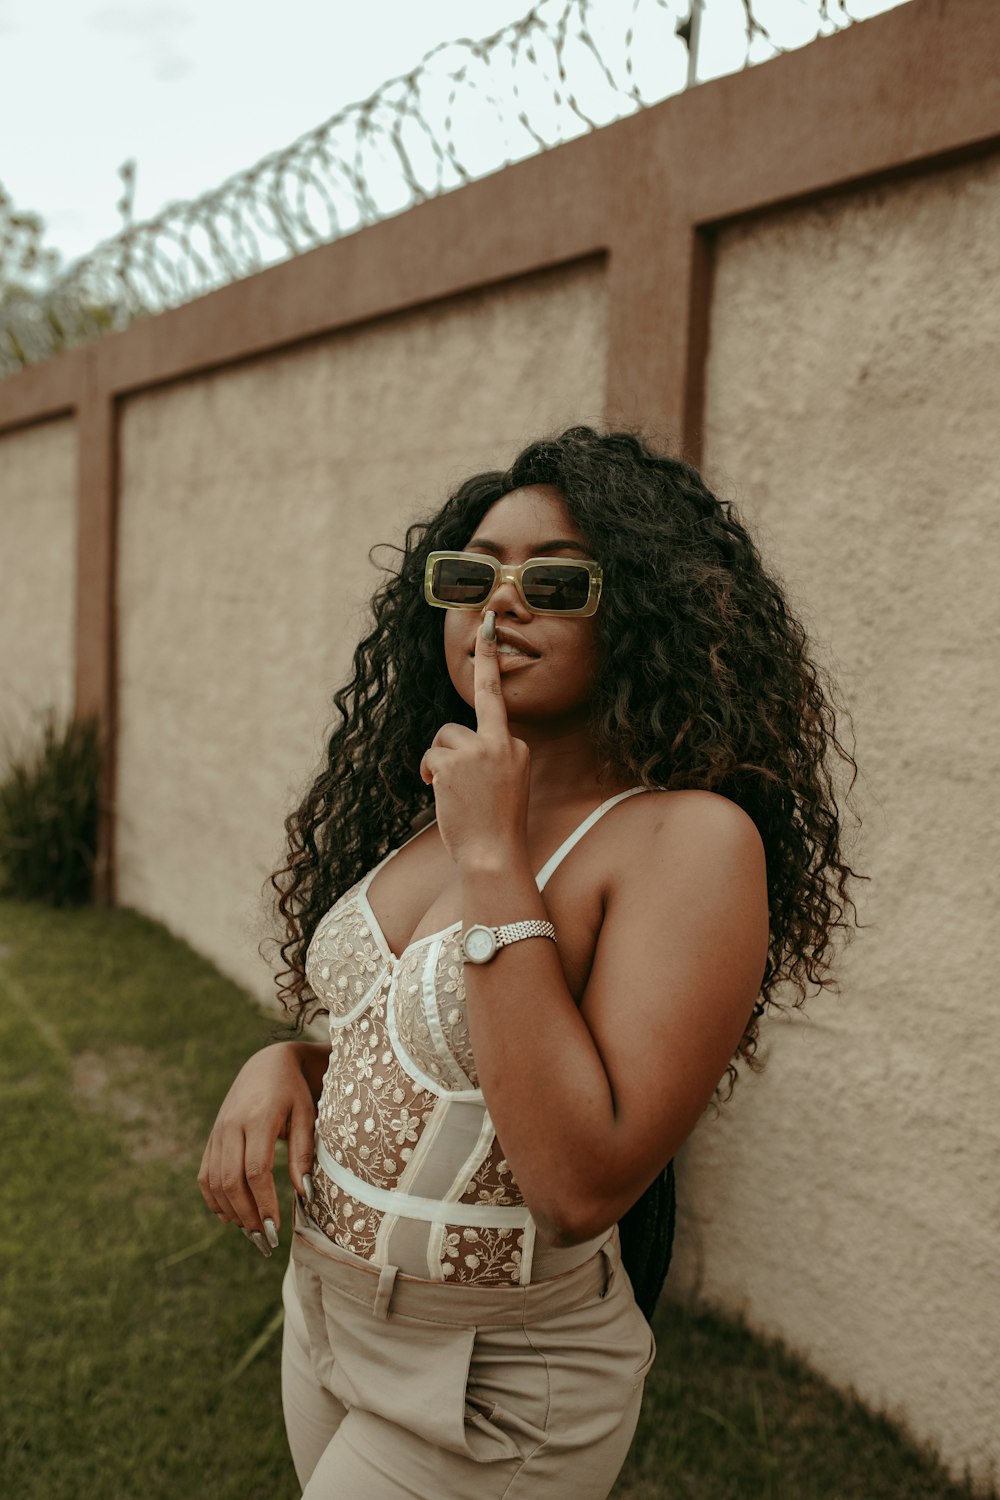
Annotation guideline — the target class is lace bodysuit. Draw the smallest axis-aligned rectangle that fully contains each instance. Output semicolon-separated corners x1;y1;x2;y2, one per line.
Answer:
297;786;652;1287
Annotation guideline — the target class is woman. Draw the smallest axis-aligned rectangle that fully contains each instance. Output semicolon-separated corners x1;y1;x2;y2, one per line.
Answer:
198;425;864;1498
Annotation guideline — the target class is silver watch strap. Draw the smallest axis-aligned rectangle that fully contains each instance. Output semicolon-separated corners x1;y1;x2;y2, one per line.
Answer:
495;919;557;948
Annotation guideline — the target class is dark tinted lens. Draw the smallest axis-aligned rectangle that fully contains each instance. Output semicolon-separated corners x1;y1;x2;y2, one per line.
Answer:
431;556;496;604
521;563;591;612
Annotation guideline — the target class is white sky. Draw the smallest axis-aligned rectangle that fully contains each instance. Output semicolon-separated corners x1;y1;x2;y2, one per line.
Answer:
0;0;910;271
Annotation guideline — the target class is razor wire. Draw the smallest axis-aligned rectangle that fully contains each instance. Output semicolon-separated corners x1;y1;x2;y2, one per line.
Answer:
0;0;886;377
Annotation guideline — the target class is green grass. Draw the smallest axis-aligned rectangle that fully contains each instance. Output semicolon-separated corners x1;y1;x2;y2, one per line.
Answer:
0;898;990;1500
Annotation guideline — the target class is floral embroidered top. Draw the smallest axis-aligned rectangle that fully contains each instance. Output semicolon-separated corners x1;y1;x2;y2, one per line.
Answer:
297;786;652;1286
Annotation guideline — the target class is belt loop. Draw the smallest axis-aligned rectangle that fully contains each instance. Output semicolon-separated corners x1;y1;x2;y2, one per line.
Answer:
599;1235;617;1299
372;1263;399;1320
517;1221;536;1286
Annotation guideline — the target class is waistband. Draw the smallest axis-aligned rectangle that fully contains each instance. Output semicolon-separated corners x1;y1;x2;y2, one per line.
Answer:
290;1200;620;1324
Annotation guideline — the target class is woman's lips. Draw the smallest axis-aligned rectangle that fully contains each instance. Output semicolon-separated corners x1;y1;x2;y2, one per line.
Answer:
467;646;538;670
495;652;537;671
468;629;539;659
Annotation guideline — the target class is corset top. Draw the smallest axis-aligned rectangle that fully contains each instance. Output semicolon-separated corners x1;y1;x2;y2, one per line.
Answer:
308;887;480;1095
299;785;652;1285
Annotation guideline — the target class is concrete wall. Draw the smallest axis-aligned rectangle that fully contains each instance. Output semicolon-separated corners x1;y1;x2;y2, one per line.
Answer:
115;260;607;1004
670;152;1000;1488
0;418;77;757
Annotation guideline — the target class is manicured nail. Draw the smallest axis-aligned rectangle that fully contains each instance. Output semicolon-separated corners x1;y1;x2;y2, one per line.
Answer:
481;611;496;643
263;1218;280;1250
249;1231;271;1259
302;1173;315;1204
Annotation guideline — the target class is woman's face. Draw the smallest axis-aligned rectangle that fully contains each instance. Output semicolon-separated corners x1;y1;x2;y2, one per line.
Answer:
442;484;601;726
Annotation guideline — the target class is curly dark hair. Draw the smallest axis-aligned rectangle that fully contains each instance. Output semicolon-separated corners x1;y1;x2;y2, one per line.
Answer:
264;424;868;1318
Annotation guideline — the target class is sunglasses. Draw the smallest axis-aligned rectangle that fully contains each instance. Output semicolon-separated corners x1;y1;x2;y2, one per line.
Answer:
423;551;603;617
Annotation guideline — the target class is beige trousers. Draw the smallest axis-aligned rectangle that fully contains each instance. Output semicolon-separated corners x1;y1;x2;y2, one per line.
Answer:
281;1209;656;1498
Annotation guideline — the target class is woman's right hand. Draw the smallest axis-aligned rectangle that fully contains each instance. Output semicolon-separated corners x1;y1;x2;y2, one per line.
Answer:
197;1040;330;1253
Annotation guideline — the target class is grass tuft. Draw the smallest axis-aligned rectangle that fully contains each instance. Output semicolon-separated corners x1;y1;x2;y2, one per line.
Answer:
0;709;101;905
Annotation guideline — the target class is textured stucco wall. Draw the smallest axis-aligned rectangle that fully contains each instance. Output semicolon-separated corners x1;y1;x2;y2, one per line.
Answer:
0;419;77;758
674;154;1000;1490
116;259;606;1010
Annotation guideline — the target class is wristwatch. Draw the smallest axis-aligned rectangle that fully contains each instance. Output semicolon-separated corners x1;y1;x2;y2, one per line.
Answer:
461;919;557;965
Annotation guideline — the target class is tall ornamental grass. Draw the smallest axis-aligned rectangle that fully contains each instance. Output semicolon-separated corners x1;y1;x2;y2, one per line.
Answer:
0;708;101;905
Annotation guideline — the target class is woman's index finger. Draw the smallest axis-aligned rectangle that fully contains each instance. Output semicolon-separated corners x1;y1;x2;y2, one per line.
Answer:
474;612;509;734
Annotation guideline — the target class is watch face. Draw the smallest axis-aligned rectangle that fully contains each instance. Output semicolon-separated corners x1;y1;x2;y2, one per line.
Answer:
463;926;496;964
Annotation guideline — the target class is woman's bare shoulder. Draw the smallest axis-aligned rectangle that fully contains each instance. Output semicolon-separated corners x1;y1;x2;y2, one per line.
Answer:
614;785;760;834
604;788;765;889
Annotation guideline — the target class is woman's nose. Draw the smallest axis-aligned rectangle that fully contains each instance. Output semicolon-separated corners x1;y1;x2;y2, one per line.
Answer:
485;578;530;617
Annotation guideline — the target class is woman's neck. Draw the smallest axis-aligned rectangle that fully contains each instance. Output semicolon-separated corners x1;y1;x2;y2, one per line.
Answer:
506;717;631;812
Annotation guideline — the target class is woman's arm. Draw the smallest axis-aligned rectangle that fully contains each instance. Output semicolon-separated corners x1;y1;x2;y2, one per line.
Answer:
460;791;769;1247
197;1040;331;1247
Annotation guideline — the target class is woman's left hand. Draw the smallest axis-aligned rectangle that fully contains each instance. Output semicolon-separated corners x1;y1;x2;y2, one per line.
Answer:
419;613;530;869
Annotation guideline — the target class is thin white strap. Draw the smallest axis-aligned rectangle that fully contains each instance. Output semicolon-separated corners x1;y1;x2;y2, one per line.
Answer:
371;787;652;895
535;786;652;891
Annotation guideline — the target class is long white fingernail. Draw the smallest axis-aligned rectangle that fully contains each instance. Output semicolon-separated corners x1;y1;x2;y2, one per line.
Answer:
302;1173;315;1204
482;611;496;643
263;1218;280;1250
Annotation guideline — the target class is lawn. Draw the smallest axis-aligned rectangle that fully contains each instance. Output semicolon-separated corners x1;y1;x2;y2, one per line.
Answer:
0;897;988;1500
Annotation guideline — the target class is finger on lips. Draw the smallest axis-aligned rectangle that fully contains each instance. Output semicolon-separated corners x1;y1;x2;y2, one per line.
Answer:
474;610;508;730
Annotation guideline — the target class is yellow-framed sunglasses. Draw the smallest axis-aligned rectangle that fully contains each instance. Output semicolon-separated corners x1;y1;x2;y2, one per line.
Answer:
423;551;603;617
